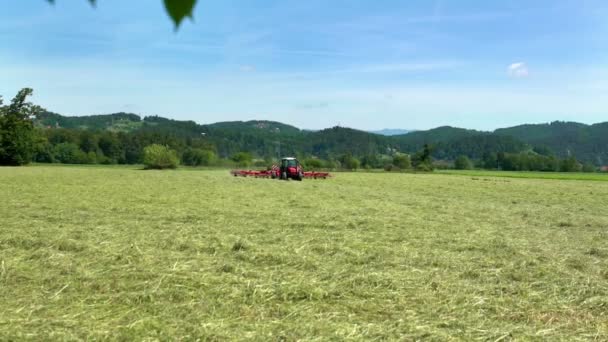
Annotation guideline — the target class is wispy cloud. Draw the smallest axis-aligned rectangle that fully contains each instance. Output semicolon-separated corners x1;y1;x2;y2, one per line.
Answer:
261;61;461;81
508;62;530;78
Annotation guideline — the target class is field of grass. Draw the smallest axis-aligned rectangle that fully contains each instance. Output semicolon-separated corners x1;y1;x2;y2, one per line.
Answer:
438;169;608;182
1;166;607;340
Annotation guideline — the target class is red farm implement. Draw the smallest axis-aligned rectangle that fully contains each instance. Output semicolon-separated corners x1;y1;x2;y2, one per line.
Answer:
231;157;331;180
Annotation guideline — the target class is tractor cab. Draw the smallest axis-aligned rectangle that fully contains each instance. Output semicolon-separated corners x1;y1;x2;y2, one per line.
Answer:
279;157;303;181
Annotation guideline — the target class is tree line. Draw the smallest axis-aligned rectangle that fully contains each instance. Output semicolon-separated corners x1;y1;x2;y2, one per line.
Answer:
1;88;603;172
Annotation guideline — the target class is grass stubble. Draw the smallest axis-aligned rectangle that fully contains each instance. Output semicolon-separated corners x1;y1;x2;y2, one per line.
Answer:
1;166;607;340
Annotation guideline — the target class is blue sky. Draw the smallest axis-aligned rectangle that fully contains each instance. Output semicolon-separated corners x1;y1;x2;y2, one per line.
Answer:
1;0;607;130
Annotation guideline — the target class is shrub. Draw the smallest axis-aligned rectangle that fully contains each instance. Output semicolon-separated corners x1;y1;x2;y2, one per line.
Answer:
340;154;360;170
560;156;582;172
304;158;323;169
454;155;473;170
393;153;411;169
361;154;381;169
34;144;55;163
384;164;400;172
325;160;339;170
182;148;216;166
231;152;253;167
53;143;89;164
416;163;434;172
253;159;268;167
143;144;179;169
412;144;434;171
582;163;596;173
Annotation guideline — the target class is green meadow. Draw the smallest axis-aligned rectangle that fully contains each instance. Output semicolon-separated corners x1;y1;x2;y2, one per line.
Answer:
1;166;607;340
437;169;608;182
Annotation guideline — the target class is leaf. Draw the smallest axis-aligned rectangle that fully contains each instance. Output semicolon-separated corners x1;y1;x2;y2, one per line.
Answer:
163;0;198;29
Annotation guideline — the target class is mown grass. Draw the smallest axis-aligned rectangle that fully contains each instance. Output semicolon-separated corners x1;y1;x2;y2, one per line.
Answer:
1;166;607;340
438;169;608;181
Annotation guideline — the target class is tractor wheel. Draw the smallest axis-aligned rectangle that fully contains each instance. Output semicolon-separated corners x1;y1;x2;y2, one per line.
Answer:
297;171;304;181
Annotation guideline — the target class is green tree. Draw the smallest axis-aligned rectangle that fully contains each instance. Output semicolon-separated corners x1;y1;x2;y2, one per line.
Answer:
182;148;216;166
340;153;360;170
412;144;434;171
232;152;253;167
361;154;380;169
79;130;99;153
143;144;179;169
303;158;323;170
482;152;498;169
33;137;55;163
582;163;596;173
454;155;473;170
392;153;411;170
53;142;90;164
560;156;582;172
98;132;124;164
0;88;41;165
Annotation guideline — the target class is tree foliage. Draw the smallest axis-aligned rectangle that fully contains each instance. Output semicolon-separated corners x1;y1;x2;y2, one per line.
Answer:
412;144;434;171
143;144;179;169
182;148;215;166
454;155;473;170
0;88;41;165
339;154;360;170
231;152;253;167
392;153;411;170
23;107;608;172
47;0;199;29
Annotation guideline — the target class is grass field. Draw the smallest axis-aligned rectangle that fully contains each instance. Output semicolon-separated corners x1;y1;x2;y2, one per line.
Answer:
438;169;608;182
1;166;607;340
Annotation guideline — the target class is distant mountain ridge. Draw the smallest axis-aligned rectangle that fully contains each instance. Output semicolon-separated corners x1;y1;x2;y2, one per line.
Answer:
34;112;608;164
370;129;412;136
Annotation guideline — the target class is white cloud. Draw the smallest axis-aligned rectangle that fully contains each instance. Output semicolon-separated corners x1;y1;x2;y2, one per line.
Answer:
508;62;529;78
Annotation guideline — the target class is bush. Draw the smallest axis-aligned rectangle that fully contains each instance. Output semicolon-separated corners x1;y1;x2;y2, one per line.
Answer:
454;155;473;170
416;163;434;172
325;160;339;170
231;152;252;167
361;154;381;169
560;156;582;172
340;154;360;170
582;163;596;173
393;153;411;169
412;144;434;171
34;143;55;163
53;143;89;164
253;159;268;168
182;148;215;166
384;164;400;172
304;158;323;169
143;144;179;169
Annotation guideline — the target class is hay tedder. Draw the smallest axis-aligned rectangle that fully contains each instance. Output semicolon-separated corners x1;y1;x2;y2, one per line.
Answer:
231;157;331;181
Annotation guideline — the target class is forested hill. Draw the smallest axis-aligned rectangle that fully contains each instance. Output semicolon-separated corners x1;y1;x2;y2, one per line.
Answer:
33;112;608;165
494;121;608;165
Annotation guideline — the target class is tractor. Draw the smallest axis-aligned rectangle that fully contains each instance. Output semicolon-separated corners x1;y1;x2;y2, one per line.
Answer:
276;157;304;181
230;157;330;180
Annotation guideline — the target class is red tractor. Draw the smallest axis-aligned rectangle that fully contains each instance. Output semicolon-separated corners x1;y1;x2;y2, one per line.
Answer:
275;157;304;181
230;157;331;180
